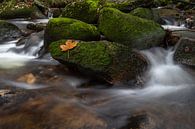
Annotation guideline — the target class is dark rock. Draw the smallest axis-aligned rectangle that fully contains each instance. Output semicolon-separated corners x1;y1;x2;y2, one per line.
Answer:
44;18;100;49
49;40;148;84
26;23;46;32
0;20;22;42
166;30;195;46
98;8;165;50
174;37;195;67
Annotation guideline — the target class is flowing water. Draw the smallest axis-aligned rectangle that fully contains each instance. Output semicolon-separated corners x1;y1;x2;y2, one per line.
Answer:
0;19;195;129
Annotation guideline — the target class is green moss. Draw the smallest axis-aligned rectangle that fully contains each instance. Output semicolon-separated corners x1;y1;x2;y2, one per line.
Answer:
50;40;112;71
44;18;100;48
98;7;165;49
61;0;99;23
49;39;147;83
130;7;160;22
0;1;35;19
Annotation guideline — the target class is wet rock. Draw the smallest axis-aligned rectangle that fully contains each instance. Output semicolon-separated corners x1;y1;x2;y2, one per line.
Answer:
166;30;195;46
130;7;160;23
49;40;148;84
120;112;155;129
61;0;99;24
0;20;22;42
174;37;195;67
44;18;100;49
9;31;44;56
158;8;182;25
98;8;165;50
50;8;62;17
26;23;46;32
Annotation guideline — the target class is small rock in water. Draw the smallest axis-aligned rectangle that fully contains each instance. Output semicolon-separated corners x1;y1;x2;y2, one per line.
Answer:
17;73;36;84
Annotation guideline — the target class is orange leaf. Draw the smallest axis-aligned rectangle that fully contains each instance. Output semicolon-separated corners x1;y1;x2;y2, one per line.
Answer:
60;40;78;52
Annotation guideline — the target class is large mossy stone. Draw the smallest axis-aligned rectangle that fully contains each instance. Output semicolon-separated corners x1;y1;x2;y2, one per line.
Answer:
61;0;99;24
98;8;165;50
49;40;148;84
174;38;195;67
130;7;160;22
0;1;44;19
0;20;22;42
44;18;100;49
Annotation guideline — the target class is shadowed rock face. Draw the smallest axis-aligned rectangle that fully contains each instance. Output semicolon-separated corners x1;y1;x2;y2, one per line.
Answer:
0;20;22;42
174;37;195;67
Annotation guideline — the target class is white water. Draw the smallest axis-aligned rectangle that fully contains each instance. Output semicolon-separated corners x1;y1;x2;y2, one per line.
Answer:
142;47;193;87
0;19;48;69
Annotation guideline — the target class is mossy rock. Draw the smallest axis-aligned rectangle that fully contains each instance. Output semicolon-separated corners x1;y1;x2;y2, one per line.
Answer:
0;20;22;42
174;37;195;67
98;7;165;50
103;0;156;12
130;7;160;22
44;18;100;49
49;40;148;84
61;0;99;24
0;1;45;19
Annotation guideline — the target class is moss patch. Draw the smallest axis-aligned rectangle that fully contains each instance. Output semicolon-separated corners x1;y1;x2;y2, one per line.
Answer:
130;7;160;22
44;18;100;49
61;0;99;23
49;40;147;83
98;7;165;49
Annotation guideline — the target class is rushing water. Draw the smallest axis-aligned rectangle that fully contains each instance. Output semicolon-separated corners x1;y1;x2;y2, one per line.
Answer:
0;19;195;129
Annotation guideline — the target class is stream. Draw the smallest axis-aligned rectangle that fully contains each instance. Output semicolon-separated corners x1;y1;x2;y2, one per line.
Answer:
0;19;195;129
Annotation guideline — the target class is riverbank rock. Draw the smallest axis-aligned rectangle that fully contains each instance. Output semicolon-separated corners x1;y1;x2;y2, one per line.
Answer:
174;37;195;67
44;18;100;49
61;0;99;24
130;7;160;22
166;30;195;46
0;1;46;19
49;40;147;84
0;20;22;42
98;8;165;50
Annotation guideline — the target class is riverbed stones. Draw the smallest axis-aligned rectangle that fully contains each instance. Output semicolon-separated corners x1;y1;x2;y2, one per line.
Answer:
98;7;166;49
49;40;147;84
44;18;100;49
174;37;195;67
0;20;22;42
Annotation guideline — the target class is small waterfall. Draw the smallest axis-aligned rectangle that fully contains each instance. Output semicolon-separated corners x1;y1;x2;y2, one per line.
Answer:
142;47;193;87
0;31;44;69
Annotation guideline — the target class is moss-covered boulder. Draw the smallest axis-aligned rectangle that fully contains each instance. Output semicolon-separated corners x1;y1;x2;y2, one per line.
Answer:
49;40;148;84
98;8;165;50
0;20;22;42
0;1;45;19
130;7;160;22
61;0;99;24
103;0;155;13
44;18;100;49
174;38;195;67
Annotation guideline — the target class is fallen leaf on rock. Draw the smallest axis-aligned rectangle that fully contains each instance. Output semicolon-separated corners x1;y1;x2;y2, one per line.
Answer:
17;73;36;84
60;40;78;52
